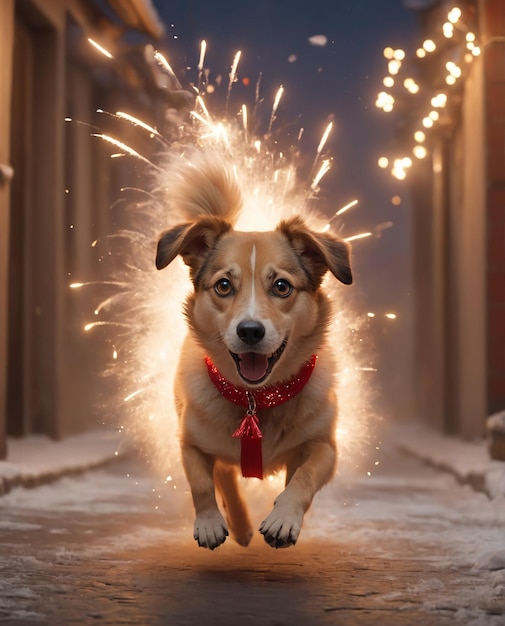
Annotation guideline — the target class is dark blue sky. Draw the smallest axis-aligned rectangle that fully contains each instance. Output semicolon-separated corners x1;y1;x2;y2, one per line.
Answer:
152;0;419;308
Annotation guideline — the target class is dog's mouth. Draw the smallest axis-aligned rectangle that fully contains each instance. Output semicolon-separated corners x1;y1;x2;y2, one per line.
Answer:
230;340;287;385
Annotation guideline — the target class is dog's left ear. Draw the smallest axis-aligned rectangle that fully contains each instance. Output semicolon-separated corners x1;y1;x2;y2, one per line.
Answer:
278;216;353;286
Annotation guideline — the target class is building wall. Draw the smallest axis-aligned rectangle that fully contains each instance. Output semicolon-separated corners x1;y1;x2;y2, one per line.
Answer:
412;0;500;439
0;0;165;458
483;0;505;415
0;0;15;458
453;50;487;437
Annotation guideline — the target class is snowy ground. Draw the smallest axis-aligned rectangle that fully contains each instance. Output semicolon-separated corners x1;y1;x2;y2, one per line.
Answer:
0;438;505;624
0;429;122;495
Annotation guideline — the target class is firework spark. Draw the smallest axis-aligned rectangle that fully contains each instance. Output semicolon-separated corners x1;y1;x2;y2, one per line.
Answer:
88;38;113;59
78;43;376;500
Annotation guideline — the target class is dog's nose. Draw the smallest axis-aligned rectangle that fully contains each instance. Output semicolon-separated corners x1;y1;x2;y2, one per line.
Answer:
237;320;265;346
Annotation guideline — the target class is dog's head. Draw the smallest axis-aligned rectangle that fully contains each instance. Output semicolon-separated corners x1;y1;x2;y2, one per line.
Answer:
156;215;352;386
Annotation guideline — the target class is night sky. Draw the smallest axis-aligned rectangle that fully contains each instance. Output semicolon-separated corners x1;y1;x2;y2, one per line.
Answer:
151;1;420;401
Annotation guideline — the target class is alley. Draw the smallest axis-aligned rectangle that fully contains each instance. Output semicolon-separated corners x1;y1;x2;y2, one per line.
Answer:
1;444;504;625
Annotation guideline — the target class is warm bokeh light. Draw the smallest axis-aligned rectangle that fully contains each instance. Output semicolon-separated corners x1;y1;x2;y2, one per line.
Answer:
422;39;436;53
413;145;427;159
448;7;462;24
388;60;401;75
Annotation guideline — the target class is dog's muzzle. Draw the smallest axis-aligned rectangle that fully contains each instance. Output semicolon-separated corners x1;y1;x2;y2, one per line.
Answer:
230;338;287;385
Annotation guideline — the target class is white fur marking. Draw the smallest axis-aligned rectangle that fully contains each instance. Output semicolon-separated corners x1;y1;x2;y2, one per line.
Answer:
248;244;257;316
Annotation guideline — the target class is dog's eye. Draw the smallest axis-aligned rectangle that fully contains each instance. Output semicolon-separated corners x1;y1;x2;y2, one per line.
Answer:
272;279;293;298
214;278;234;297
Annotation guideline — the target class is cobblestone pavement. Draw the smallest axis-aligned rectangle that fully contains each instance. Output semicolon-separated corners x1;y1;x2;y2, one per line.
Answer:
0;445;504;625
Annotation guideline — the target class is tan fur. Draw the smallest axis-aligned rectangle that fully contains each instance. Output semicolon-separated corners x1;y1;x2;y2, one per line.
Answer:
156;154;352;549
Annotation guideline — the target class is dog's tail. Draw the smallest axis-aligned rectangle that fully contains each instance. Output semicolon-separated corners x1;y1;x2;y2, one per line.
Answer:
161;150;243;225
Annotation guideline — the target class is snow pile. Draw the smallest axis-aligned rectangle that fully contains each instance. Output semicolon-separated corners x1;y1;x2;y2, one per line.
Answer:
0;429;122;495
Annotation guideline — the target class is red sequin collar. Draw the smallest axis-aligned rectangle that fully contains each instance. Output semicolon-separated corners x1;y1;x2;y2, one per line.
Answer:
204;355;317;479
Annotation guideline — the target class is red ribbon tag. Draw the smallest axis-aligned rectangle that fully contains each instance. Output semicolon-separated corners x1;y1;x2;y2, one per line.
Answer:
232;393;263;479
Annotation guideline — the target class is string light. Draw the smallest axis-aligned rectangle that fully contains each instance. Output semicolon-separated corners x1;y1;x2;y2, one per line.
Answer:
374;4;481;180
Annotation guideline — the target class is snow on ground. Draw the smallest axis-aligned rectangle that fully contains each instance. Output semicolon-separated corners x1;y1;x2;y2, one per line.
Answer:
1;424;505;623
0;429;123;494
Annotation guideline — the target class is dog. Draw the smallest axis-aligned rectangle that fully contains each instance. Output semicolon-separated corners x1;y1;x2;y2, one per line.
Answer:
155;152;352;549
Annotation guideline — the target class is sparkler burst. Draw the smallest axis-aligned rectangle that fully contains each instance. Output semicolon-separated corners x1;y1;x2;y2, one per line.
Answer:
77;41;378;497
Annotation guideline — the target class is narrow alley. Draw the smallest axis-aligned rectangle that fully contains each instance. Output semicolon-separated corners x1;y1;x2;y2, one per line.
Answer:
1;443;504;625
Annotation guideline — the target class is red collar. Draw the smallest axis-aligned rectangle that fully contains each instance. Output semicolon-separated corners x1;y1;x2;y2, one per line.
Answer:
204;355;317;479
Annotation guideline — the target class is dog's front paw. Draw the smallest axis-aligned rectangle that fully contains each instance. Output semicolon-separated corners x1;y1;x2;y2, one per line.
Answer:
194;510;229;550
259;500;304;549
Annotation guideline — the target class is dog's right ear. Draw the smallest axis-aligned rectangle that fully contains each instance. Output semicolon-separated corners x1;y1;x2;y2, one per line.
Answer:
156;217;232;273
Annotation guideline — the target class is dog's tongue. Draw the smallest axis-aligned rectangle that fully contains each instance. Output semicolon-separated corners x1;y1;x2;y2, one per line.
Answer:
239;352;269;382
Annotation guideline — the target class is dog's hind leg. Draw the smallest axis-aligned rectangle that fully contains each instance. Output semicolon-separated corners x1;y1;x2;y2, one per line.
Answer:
214;463;254;547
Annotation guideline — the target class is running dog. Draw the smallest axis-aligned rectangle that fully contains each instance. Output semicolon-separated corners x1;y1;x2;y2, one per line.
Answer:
156;152;352;549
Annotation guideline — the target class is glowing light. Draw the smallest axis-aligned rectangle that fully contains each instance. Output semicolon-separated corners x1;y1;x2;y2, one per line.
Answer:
446;61;462;78
431;93;448;108
403;78;419;94
448;7;462;24
375;91;394;111
401;157;413;168
429;110;440;121
443;22;454;38
198;39;207;71
153;51;181;88
423;39;436;53
383;76;394;88
378;157;389;169
414;130;426;143
115;111;161;138
228;50;242;104
367;312;376;318
391;195;402;205
446;75;457;86
385;313;397;319
413;145;427;159
416;48;427;58
393;49;405;61
317;121;333;155
70;282;84;289
336;199;359;216
87;38;113;59
422;117;434;128
344;232;372;242
472;46;481;57
466;32;476;42
392;168;407;180
124;389;144;402
242;104;248;137
91;133;157;169
311;159;331;190
388;60;401;75
196;95;211;120
383;47;395;59
268;85;284;133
